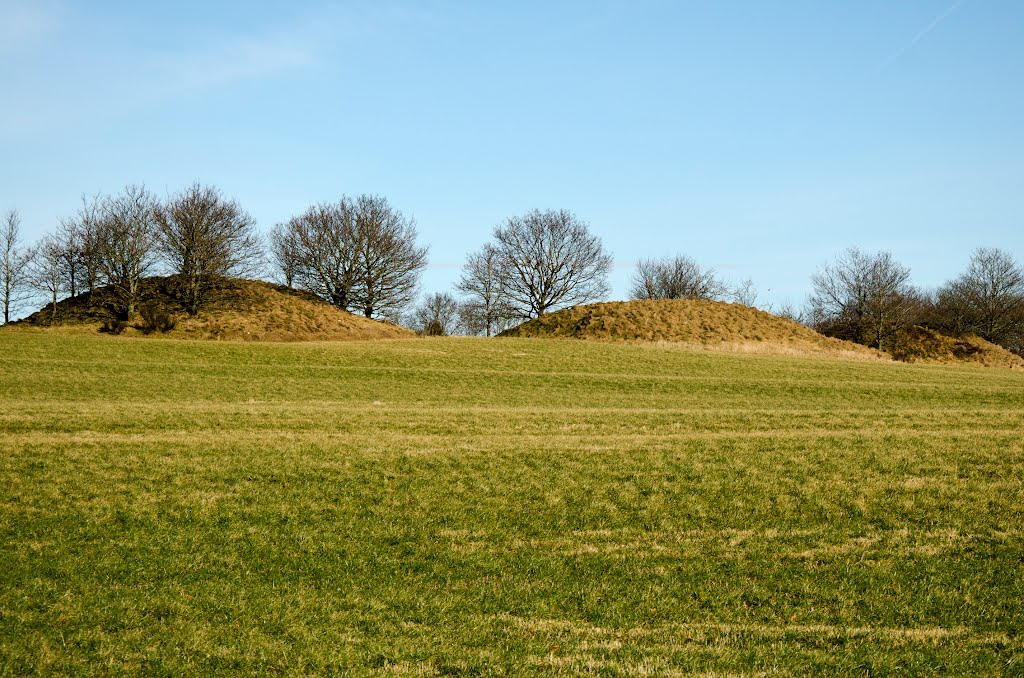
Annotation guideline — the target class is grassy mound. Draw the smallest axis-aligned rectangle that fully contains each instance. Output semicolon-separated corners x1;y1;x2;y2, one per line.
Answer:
891;325;1024;369
500;299;883;359
18;276;414;341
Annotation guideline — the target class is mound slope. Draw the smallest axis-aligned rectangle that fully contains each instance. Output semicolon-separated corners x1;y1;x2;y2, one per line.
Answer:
500;299;882;358
892;326;1024;369
19;277;414;341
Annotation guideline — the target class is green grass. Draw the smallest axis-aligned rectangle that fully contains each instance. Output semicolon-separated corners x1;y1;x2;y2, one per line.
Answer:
1;332;1023;675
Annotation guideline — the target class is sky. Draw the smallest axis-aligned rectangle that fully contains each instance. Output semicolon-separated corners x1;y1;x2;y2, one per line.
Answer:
2;0;1022;313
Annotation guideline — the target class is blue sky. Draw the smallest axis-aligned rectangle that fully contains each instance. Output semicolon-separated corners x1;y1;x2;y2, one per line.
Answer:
2;0;1022;311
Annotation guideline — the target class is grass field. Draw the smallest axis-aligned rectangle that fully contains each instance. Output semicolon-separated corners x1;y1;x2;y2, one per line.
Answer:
1;332;1023;675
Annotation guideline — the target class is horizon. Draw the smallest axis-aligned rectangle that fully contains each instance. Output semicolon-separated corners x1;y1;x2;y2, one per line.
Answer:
2;1;1022;318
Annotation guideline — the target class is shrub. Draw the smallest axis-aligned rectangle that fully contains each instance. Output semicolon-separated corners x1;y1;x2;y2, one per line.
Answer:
420;319;445;336
138;303;176;335
100;319;127;334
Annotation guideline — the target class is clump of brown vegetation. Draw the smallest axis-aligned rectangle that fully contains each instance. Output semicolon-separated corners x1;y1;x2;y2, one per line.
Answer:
20;276;414;341
891;326;1024;369
500;299;885;359
138;302;177;335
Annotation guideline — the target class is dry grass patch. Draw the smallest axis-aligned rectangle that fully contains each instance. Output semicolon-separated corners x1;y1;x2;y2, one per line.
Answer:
892;325;1024;369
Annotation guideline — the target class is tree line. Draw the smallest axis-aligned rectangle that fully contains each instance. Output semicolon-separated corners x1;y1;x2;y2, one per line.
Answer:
1;185;430;327
805;246;1024;356
2;184;263;325
2;185;1022;356
0;190;618;335
625;247;1023;357
619;246;1022;357
410;230;1023;359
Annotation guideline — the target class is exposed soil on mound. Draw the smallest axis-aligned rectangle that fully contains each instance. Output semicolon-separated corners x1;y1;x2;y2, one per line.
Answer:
891;326;1024;369
18;276;414;341
499;299;884;359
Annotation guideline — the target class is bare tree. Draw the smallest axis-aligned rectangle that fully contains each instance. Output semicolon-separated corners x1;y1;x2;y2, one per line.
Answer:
933;247;1024;352
412;291;461;336
71;194;104;295
350;195;428;319
491;209;611;319
1;209;33;324
809;247;915;350
630;254;727;301
730;278;758;307
268;222;300;288
52;194;104;299
287;200;362;308
457;243;515;336
458;298;517;337
285;195;428;320
95;185;160;320
776;300;806;325
456;300;486;337
54;218;83;299
154;183;263;314
29;235;64;324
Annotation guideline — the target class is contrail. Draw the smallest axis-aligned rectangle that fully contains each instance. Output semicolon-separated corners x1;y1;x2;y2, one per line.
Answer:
880;0;967;69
